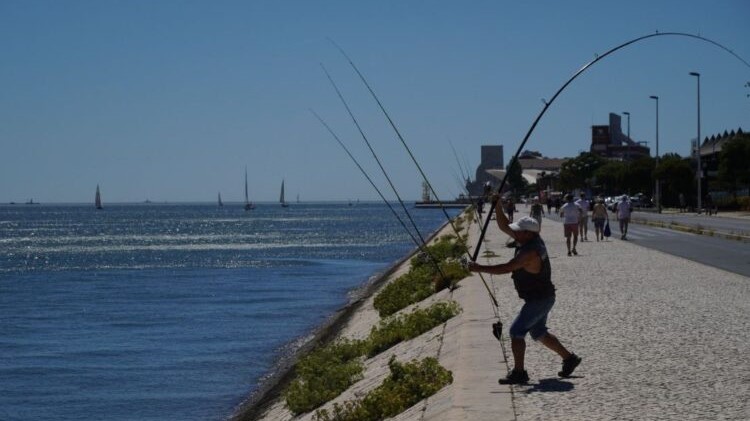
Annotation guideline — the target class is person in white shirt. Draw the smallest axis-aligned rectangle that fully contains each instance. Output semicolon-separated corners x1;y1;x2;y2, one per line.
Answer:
575;193;591;241
615;195;633;240
559;194;583;256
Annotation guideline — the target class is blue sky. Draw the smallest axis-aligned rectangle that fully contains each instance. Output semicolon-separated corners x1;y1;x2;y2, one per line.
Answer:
1;0;748;203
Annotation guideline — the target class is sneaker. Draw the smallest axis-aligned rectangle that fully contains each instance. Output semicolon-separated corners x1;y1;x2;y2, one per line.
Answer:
572;249;578;256
567;251;572;256
558;354;581;378
499;369;529;385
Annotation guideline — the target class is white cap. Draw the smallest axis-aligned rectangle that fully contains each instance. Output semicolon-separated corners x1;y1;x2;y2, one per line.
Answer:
508;216;540;233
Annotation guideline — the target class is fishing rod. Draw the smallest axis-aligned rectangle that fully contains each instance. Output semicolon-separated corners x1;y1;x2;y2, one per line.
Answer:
329;42;500;310
468;31;750;261
320;64;430;248
329;39;461;233
449;141;486;236
319;65;454;288
448;140;471;190
310;109;422;249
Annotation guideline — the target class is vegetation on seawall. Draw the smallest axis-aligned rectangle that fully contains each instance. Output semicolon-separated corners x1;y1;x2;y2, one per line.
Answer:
283;301;461;415
232;208;472;421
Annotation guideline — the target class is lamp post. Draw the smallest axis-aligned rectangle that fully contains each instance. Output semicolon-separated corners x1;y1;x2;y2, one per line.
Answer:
623;111;631;161
649;95;661;213
690;72;701;213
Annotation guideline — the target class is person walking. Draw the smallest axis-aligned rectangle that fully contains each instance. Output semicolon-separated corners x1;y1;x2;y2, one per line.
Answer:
559;194;582;256
529;198;545;228
468;199;581;384
591;197;609;242
506;198;516;223
575;192;591;241
615;195;632;240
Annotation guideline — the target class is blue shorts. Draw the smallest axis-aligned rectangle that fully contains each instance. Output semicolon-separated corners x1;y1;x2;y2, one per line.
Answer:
509;296;555;340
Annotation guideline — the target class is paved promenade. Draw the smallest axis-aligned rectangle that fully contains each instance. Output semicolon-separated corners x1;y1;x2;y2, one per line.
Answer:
253;212;750;420
473;215;750;420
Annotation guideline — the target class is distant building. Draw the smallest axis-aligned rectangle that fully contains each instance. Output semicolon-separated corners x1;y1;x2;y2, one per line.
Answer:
484;153;569;203
466;145;504;196
693;127;745;185
590;113;650;160
485;156;568;186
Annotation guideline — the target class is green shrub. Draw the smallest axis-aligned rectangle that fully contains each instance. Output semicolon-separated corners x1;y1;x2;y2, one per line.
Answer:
373;266;435;317
284;339;367;414
366;301;460;357
284;302;460;414
314;357;453;421
375;236;470;317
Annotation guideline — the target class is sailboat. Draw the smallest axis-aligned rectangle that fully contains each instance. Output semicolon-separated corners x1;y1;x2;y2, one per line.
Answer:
95;185;103;210
218;192;223;207
280;180;289;208
244;168;255;211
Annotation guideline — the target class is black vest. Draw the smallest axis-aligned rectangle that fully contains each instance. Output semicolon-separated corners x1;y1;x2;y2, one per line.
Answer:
511;236;555;301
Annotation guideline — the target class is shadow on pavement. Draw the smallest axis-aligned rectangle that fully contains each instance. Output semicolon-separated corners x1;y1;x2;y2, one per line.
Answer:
523;378;576;393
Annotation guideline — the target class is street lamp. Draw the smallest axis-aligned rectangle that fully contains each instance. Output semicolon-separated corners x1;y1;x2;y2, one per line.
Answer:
649;95;661;213
690;72;702;213
622;111;631;161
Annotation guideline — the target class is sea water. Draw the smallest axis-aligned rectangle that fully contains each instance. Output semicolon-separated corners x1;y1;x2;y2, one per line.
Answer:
0;202;457;420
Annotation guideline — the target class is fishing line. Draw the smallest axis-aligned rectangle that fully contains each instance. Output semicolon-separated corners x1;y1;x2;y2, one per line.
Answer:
469;31;750;261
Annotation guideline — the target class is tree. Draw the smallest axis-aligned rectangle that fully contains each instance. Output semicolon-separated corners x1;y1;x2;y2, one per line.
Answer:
654;153;695;207
506;156;527;195
594;161;627;194
718;135;750;197
559;152;606;191
624;156;656;196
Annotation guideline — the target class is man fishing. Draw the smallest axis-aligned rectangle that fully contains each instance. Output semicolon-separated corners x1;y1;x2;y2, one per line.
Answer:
467;196;581;384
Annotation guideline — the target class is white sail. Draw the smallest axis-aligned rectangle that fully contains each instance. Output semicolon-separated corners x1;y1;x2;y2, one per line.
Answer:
95;185;102;209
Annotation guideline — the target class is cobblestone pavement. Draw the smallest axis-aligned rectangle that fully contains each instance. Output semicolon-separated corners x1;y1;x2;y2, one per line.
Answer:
478;216;750;421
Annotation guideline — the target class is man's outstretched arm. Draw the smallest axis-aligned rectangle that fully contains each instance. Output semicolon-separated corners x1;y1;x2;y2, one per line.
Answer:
468;249;537;275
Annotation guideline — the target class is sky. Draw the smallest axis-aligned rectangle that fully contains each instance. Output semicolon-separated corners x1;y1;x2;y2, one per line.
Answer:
1;0;749;203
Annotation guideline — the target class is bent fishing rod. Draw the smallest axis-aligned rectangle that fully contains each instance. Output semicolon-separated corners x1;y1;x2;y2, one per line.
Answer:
329;42;499;309
319;65;454;287
465;31;750;261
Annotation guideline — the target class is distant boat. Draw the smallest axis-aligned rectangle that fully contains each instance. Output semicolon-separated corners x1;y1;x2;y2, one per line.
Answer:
218;192;223;207
95;185;103;209
244;167;255;211
280;180;289;208
25;199;39;205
